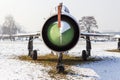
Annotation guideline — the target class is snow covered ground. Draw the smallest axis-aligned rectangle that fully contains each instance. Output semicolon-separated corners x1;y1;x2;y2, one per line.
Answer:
0;40;119;80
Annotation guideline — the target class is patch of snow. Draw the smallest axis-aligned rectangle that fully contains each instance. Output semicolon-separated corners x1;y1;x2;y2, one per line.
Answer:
68;41;120;80
0;40;52;80
0;59;50;80
0;40;120;80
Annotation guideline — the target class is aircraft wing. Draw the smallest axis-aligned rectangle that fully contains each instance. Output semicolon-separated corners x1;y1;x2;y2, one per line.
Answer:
12;33;40;37
80;32;112;37
0;32;40;38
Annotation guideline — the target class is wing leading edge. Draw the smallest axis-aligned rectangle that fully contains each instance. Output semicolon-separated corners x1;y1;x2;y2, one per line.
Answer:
80;32;112;37
0;32;40;38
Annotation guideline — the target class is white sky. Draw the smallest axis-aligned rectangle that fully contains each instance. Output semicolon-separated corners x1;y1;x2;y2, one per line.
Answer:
0;0;120;32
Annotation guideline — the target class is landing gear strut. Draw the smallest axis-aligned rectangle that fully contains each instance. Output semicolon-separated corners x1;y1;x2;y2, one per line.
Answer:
56;52;65;73
118;38;120;50
28;36;33;56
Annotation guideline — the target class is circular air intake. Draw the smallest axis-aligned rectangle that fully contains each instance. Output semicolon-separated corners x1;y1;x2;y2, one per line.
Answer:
42;14;80;52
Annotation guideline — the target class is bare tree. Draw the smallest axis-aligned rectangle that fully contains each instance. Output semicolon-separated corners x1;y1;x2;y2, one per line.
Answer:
1;15;25;35
2;15;17;35
1;15;25;40
79;16;98;33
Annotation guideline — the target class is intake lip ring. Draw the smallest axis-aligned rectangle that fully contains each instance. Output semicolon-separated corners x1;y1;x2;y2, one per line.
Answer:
42;14;80;52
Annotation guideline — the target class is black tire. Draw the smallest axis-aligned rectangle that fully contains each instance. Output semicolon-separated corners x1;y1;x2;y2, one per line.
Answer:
56;64;65;73
82;50;88;61
32;50;37;60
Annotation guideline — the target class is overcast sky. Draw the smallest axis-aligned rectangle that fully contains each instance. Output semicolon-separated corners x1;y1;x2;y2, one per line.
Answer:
0;0;119;32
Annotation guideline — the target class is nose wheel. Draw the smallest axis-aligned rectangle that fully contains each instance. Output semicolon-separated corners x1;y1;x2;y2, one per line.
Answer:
56;64;65;73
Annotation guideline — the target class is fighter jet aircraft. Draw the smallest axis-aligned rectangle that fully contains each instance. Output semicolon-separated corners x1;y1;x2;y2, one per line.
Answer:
0;3;112;72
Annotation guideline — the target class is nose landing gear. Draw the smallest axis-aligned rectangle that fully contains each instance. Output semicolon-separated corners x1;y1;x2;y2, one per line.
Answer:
56;52;65;73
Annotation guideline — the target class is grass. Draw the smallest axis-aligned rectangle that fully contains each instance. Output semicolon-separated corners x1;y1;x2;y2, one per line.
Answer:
18;53;102;79
106;49;120;53
18;54;102;66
